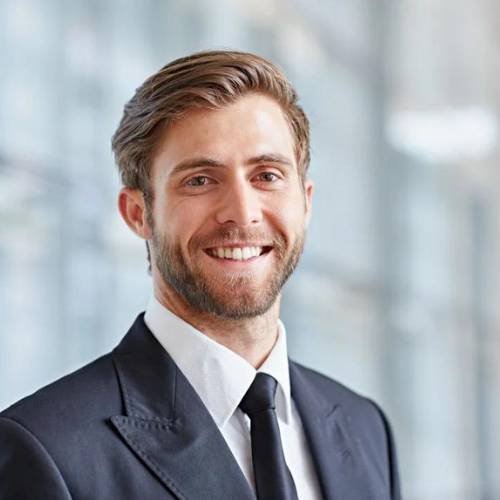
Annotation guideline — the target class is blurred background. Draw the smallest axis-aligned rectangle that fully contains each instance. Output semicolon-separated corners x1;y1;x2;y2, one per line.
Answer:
1;0;499;498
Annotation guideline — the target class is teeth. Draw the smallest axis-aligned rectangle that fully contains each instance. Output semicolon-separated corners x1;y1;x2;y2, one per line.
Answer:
210;246;264;261
233;248;242;260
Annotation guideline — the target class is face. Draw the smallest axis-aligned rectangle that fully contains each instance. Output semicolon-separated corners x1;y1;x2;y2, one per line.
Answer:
147;93;313;319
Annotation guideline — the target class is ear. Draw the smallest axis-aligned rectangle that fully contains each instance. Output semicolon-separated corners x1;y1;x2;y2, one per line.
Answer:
118;188;152;240
304;179;314;227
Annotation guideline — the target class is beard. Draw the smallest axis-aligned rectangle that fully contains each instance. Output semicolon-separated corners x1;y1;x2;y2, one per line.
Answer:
150;224;305;319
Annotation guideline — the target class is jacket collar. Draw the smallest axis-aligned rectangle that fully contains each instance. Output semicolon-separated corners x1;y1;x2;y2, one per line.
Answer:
290;362;382;500
110;314;254;500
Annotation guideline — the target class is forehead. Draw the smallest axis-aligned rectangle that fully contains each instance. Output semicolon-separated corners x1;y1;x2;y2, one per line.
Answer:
152;93;296;178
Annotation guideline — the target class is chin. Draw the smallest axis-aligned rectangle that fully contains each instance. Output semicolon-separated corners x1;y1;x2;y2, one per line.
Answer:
201;289;278;319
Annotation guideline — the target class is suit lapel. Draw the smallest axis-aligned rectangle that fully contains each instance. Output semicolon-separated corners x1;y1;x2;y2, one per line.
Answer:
110;315;254;500
290;362;377;500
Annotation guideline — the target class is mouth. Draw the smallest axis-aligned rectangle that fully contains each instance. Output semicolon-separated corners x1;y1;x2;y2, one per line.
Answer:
203;245;273;262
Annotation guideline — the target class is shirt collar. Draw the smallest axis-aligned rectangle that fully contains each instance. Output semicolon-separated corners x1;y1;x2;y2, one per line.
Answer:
144;295;292;428
258;319;292;424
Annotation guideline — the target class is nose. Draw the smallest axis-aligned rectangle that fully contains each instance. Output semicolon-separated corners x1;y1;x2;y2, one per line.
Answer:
215;177;263;227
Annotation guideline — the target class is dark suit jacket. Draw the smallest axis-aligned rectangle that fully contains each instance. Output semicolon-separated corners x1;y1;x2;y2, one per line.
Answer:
0;314;401;499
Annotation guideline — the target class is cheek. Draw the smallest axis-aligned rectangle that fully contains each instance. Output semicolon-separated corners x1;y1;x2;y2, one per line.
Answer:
267;194;307;239
277;189;307;220
165;200;209;247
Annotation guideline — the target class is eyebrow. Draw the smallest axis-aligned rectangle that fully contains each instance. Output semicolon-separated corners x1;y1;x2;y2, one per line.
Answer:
169;153;294;177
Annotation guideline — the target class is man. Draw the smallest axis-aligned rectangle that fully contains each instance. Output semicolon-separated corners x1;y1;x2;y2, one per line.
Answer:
0;50;401;499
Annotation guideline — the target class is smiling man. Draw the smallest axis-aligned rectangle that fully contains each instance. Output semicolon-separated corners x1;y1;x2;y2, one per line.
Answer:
0;51;401;500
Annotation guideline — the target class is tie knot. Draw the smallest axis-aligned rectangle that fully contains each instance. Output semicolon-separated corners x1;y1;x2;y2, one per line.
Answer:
239;373;278;416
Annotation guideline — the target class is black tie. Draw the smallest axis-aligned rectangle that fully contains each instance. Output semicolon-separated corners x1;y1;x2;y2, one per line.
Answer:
239;373;299;500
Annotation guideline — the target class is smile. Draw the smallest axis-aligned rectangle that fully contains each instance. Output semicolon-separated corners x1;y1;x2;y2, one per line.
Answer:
205;246;272;261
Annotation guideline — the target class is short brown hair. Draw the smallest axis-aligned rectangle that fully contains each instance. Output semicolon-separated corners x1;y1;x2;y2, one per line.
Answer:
111;50;310;200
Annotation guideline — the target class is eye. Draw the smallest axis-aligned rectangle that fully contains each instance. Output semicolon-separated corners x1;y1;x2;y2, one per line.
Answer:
185;175;212;187
256;172;280;183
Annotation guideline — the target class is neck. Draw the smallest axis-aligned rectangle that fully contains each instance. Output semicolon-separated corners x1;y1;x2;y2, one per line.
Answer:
152;279;281;369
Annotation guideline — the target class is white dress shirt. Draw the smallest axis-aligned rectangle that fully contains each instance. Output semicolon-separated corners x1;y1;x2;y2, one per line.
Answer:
144;295;322;500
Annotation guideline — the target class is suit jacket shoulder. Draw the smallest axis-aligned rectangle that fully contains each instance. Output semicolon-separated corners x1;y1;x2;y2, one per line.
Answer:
0;336;178;499
0;353;139;500
2;353;119;429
